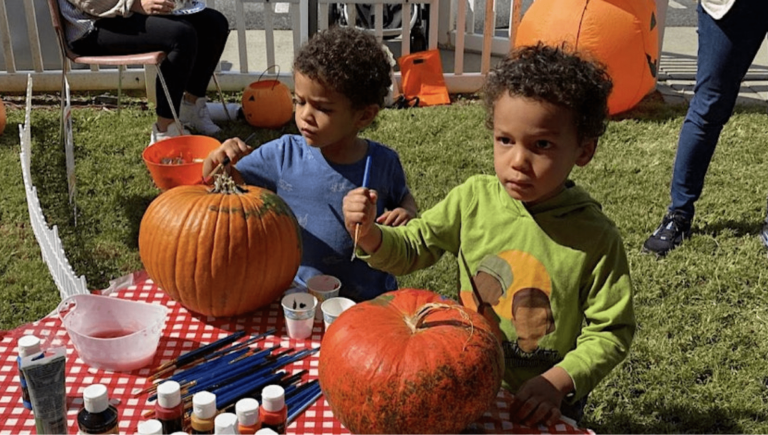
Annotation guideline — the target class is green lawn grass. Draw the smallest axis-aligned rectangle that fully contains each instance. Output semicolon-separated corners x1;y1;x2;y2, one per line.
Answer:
3;95;768;433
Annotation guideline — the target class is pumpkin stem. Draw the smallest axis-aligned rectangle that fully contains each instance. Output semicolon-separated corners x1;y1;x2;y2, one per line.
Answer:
405;303;485;352
405;303;471;332
210;172;247;195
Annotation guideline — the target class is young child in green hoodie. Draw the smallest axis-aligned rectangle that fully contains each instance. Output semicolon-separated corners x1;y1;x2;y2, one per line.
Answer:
342;43;636;427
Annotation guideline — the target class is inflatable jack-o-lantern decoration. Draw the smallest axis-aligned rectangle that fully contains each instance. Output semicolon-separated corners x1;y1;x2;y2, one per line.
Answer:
0;98;6;135
241;80;294;129
515;0;659;115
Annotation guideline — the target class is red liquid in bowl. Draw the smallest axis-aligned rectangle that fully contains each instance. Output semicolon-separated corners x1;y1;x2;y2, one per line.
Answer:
88;329;137;339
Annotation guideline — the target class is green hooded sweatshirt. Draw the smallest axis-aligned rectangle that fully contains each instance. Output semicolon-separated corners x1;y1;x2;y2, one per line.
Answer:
363;175;635;401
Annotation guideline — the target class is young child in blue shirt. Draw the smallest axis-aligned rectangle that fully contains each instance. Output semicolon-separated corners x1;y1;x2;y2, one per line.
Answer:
202;26;418;302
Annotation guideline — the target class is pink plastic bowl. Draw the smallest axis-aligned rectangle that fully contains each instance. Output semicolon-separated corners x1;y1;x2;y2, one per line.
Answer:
57;294;167;371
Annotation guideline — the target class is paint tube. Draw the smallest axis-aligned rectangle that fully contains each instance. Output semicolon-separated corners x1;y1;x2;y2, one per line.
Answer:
21;347;68;434
17;335;43;410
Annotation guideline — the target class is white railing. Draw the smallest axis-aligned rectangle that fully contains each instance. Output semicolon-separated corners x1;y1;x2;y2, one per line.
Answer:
18;74;89;300
0;0;518;95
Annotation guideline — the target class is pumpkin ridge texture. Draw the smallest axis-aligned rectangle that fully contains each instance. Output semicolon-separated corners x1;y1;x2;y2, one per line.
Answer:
319;289;504;434
139;185;302;317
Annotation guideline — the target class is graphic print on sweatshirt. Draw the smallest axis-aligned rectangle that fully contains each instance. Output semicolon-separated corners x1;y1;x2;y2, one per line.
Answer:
461;250;561;367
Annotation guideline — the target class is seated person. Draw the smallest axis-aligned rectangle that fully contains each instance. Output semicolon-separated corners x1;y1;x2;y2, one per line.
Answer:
203;26;418;302
342;43;636;426
58;0;229;145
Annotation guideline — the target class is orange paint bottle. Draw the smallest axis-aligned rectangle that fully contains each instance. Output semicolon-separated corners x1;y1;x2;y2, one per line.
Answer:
236;398;261;434
260;385;286;434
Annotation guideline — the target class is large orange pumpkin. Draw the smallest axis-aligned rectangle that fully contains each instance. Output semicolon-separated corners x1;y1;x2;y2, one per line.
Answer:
241;80;294;129
0;98;6;135
138;181;302;317
515;0;658;114
318;289;504;434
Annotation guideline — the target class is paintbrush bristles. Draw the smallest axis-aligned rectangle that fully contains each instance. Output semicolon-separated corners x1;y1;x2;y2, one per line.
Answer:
351;224;361;261
148;365;176;381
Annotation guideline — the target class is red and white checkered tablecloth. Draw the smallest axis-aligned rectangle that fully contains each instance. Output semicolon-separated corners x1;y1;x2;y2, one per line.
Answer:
0;275;594;435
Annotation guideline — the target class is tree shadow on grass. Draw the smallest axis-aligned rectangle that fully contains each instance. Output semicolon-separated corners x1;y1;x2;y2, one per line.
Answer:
611;91;688;124
695;219;764;238
119;192;156;249
609;92;766;125
26;115;156;288
587;404;757;434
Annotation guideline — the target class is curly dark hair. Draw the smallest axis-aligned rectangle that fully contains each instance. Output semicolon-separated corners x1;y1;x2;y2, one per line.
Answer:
482;43;613;141
293;26;393;109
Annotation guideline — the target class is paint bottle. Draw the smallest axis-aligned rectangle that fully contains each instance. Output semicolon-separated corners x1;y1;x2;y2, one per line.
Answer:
77;384;119;434
190;391;217;434
17;335;42;410
155;380;184;434
254;428;278;435
235;398;261;434
136;419;163;435
260;385;286;434
213;412;238;434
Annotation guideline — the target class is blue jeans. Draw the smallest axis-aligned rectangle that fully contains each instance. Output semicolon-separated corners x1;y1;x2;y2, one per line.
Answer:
668;0;768;220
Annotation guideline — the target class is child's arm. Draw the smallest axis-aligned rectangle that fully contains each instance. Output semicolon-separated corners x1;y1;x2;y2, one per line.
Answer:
376;192;418;226
555;235;634;401
201;138;253;185
343;187;384;254
343;178;474;276
508;367;575;427
510;232;633;428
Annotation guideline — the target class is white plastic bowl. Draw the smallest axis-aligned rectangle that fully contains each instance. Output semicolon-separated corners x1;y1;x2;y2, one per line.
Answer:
57;294;167;371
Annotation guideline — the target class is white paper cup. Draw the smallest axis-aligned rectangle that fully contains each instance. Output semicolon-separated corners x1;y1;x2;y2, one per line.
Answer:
307;275;342;320
281;293;317;340
321;297;356;331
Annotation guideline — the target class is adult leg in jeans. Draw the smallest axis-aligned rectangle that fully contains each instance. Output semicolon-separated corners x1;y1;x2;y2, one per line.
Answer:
668;0;768;220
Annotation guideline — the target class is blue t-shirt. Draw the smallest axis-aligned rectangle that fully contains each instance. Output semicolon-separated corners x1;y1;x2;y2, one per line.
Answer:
236;135;411;301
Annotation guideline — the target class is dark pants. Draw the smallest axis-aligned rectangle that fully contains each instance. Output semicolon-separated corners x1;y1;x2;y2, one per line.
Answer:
561;394;588;423
71;9;229;120
668;0;768;219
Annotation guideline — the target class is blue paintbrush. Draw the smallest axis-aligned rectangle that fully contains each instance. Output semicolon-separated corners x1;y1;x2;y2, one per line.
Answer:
285;380;320;409
286;383;323;426
151;330;246;377
351;154;372;261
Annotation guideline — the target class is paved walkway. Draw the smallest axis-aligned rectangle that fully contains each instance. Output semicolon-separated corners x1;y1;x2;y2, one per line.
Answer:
657;27;768;106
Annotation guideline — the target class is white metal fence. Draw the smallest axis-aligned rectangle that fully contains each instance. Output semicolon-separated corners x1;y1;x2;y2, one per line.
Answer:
0;0;530;95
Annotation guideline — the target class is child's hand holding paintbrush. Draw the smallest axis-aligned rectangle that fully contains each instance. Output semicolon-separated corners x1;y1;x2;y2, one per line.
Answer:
201;133;257;185
343;156;384;259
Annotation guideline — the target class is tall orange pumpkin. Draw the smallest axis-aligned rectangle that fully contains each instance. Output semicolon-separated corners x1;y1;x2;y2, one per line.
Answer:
319;289;505;434
241;80;294;129
0;98;6;135
138;181;302;317
515;0;658;114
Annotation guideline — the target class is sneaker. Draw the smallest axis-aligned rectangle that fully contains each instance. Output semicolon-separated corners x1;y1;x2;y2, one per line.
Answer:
179;97;221;135
642;212;692;256
149;122;190;147
760;219;768;250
